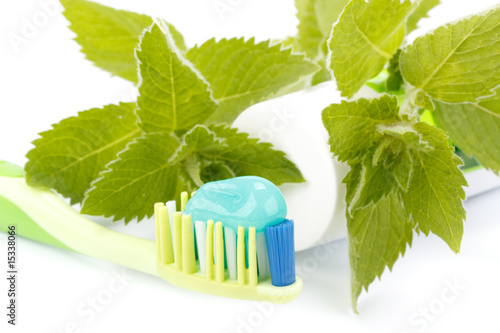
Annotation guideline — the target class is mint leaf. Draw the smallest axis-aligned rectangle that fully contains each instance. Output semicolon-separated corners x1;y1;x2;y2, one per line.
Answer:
386;49;404;92
406;0;440;33
81;133;191;222
186;38;319;124
386;147;413;191
25;103;140;204
200;162;235;183
62;0;185;83
343;120;425;215
172;124;304;185
374;121;465;251
400;7;500;103
347;146;413;214
433;92;500;173
321;95;401;163
294;0;350;85
295;0;350;58
295;0;323;59
311;64;332;86
136;22;218;133
327;0;415;98
202;124;305;185
348;191;413;313
402;122;467;252
170;125;226;163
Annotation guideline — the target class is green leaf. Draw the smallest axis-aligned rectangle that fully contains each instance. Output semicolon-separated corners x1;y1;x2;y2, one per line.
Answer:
386;49;404;92
295;0;350;58
186;38;319;124
311;65;332;86
200;162;235;183
202;124;305;185
347;146;413;214
343;122;424;215
402;122;467;252
347;190;413;313
136;22;218;133
327;0;415;98
170;125;226;163
387;148;413;191
321;95;402;163
171;124;305;185
25;103;140;205
81;133;192;222
433;92;500;173
400;7;500;103
62;0;185;83
406;0;440;33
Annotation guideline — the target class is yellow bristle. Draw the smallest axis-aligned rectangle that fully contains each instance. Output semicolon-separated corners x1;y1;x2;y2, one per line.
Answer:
154;202;164;258
182;215;196;274
237;226;246;286
248;227;257;287
180;191;188;211
158;206;174;264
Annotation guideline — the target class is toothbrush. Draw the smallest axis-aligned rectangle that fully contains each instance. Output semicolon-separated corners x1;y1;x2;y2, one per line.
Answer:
0;161;302;303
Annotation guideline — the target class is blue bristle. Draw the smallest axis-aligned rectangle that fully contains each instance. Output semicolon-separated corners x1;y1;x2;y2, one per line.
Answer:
265;219;295;287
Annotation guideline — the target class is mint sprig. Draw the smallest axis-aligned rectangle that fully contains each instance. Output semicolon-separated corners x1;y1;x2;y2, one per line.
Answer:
319;1;500;311
323;96;467;312
26;10;310;221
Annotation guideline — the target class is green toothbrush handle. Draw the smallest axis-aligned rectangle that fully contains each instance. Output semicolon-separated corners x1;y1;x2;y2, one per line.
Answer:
0;161;158;276
0;162;75;250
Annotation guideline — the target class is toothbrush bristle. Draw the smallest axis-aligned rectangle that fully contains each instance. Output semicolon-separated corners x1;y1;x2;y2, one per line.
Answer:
224;227;237;280
215;222;225;282
265;219;296;287
180;192;188;211
172;212;183;271
158;205;174;264
182;215;196;274
166;200;176;234
194;221;207;274
256;232;269;280
154;194;296;288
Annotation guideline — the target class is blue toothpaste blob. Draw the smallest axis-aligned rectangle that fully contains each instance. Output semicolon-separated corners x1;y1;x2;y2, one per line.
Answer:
184;176;287;231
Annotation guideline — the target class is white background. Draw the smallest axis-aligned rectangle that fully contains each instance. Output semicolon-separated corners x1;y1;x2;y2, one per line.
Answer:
1;0;500;332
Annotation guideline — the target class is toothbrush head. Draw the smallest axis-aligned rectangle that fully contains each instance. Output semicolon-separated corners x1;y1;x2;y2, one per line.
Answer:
153;176;302;303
